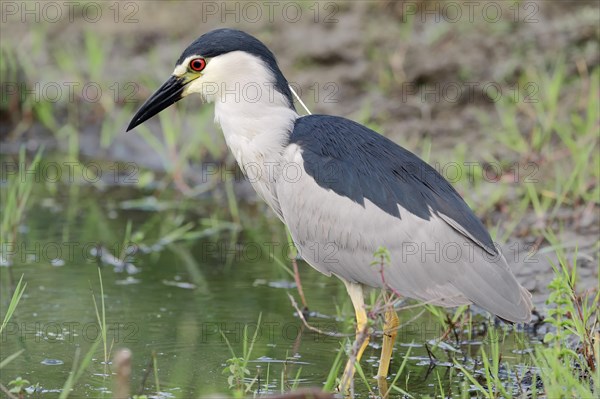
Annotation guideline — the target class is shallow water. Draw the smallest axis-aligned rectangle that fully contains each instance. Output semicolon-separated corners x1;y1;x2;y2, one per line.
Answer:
1;176;537;398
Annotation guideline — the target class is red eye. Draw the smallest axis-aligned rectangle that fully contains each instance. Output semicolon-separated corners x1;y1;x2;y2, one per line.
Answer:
189;58;206;72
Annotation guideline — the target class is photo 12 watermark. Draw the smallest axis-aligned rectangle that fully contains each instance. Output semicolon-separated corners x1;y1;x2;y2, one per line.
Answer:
194;160;539;186
0;241;139;266
198;1;339;24
1;81;140;104
1;321;139;343
399;81;539;104
1;161;139;185
400;1;539;24
1;1;140;24
0;238;540;267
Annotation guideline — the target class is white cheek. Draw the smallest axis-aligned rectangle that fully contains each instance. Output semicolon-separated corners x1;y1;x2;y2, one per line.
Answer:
181;60;225;101
173;64;187;77
183;79;215;102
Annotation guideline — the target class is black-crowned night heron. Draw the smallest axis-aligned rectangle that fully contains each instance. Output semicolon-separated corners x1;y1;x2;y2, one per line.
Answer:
127;28;532;392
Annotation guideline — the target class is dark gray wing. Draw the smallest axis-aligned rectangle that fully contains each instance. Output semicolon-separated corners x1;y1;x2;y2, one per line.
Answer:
288;115;496;256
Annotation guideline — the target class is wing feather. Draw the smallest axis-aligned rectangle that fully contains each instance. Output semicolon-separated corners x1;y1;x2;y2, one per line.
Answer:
288;115;498;256
274;115;532;322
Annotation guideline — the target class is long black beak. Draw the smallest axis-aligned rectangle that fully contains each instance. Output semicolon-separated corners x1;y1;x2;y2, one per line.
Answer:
127;76;187;131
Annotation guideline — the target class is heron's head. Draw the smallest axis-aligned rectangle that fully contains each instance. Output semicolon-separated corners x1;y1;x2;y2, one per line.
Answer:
127;29;294;131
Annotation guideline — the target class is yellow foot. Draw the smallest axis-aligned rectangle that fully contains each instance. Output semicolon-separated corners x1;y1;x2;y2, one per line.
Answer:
338;281;371;395
377;307;399;378
338;325;370;395
377;375;389;399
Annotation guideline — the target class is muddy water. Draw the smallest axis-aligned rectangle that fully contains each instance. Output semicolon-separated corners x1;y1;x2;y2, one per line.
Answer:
0;182;537;398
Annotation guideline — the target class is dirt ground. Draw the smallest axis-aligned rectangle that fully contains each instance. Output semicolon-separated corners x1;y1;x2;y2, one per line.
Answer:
1;0;598;307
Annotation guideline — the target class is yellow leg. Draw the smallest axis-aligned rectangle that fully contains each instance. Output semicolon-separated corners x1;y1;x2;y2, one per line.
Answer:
377;307;399;378
339;280;370;394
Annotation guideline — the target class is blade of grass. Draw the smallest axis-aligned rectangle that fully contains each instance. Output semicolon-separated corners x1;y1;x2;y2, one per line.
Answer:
0;275;26;336
323;344;345;392
59;339;101;399
0;350;24;369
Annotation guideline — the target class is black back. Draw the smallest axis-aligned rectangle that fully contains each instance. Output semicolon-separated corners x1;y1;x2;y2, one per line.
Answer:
290;115;497;255
178;29;295;109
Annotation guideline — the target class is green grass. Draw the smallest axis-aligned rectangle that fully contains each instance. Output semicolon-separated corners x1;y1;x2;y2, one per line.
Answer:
90;265;110;366
0;275;27;379
329;236;597;398
221;314;263;397
59;263;109;399
446;249;598;398
0;271;104;398
491;62;599;228
1;147;43;251
58;340;101;399
0;275;26;338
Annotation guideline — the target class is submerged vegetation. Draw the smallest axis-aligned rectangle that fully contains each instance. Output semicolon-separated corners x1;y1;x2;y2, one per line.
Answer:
1;1;598;398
